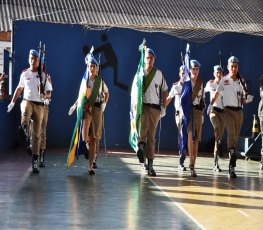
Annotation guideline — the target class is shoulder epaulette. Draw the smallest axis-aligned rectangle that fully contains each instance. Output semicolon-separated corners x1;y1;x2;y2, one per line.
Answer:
209;79;214;83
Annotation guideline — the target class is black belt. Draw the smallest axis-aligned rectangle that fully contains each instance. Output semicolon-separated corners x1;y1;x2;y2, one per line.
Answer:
212;106;224;113
94;102;101;108
29;100;44;106
225;106;242;111
193;104;203;111
143;103;161;111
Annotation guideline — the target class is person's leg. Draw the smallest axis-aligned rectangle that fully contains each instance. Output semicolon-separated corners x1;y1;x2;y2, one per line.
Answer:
39;106;49;167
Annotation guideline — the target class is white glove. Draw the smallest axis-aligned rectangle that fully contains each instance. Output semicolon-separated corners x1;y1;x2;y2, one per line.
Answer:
68;104;77;116
207;104;212;115
160;106;166;118
7;101;15;113
101;102;106;113
245;95;253;104
44;98;50;105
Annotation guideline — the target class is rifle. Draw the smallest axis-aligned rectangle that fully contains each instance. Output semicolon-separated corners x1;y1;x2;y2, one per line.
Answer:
219;50;224;73
237;72;249;99
38;41;46;100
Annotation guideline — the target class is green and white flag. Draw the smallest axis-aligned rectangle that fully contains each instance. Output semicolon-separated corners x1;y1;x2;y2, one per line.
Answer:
129;39;146;152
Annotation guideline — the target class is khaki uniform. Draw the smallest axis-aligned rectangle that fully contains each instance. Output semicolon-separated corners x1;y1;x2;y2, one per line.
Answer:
205;79;225;156
40;105;49;150
217;75;244;150
138;69;168;160
18;69;52;155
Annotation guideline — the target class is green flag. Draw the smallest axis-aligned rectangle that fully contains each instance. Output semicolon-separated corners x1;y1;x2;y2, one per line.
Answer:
129;39;146;152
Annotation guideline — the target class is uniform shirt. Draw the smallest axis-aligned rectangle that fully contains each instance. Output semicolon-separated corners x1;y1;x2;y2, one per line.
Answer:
217;74;244;107
18;69;52;102
205;79;223;109
191;79;205;105
143;69;168;105
168;81;183;113
87;77;109;103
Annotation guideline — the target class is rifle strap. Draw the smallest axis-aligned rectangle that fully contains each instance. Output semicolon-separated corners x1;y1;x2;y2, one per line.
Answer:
192;78;203;101
87;75;102;106
143;67;157;93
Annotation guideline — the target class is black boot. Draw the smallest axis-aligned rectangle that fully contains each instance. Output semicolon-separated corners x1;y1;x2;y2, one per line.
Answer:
39;149;45;168
93;154;98;169
147;159;156;176
229;148;237;178
32;154;39;174
137;142;146;163
217;140;223;157
189;164;197;177
213;155;222;172
83;141;89;159
178;150;186;171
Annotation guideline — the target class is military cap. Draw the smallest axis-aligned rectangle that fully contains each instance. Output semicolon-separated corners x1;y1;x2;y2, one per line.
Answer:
190;59;201;68
85;54;98;66
228;56;239;63
213;65;223;72
29;49;40;58
179;65;184;72
146;48;156;58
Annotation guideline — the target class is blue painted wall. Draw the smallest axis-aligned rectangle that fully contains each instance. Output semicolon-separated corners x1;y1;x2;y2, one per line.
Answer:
1;20;262;153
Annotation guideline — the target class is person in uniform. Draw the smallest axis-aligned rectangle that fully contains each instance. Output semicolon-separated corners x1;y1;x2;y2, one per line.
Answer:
187;60;205;177
68;54;109;175
205;65;225;172
7;49;52;174
136;48;168;177
258;74;263;171
166;65;187;171
39;74;53;168
209;56;253;178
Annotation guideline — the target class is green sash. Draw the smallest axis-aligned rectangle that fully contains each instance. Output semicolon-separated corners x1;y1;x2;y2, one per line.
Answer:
143;67;157;93
87;75;102;106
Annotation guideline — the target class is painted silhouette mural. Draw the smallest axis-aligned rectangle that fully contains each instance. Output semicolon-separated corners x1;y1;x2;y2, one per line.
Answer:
83;34;128;91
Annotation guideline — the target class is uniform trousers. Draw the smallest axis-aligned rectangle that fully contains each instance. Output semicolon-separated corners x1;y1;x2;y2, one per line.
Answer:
187;108;203;142
138;106;160;160
224;108;243;149
20;99;44;155
40;105;49;150
209;110;225;155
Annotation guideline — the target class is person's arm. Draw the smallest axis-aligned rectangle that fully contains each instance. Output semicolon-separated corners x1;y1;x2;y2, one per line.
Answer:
104;91;109;104
7;86;23;112
165;96;172;107
162;90;168;107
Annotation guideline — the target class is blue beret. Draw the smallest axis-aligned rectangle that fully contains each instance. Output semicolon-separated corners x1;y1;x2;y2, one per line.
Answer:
190;59;201;68
213;65;223;72
85;54;98;66
228;56;239;63
29;49;39;58
179;65;184;72
146;48;156;58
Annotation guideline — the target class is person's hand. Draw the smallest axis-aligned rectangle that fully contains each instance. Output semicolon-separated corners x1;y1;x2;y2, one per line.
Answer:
44;98;50;105
101;102;106;112
7;101;15;113
160;106;166;118
207;104;212;115
68;104;77;116
245;95;253;104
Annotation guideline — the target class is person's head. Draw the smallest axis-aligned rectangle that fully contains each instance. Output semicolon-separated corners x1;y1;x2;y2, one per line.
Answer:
190;59;201;78
213;65;223;82
179;65;185;83
227;56;239;77
85;54;99;76
144;48;155;68
28;49;40;71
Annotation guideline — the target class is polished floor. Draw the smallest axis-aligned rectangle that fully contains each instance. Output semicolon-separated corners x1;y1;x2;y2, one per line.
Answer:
0;148;262;230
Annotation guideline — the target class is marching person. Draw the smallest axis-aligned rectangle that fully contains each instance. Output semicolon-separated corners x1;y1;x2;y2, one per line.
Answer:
209;56;253;178
166;65;187;171
7;49;52;174
136;47;168;177
68;52;109;175
258;74;263;171
187;60;205;177
205;65;225;172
